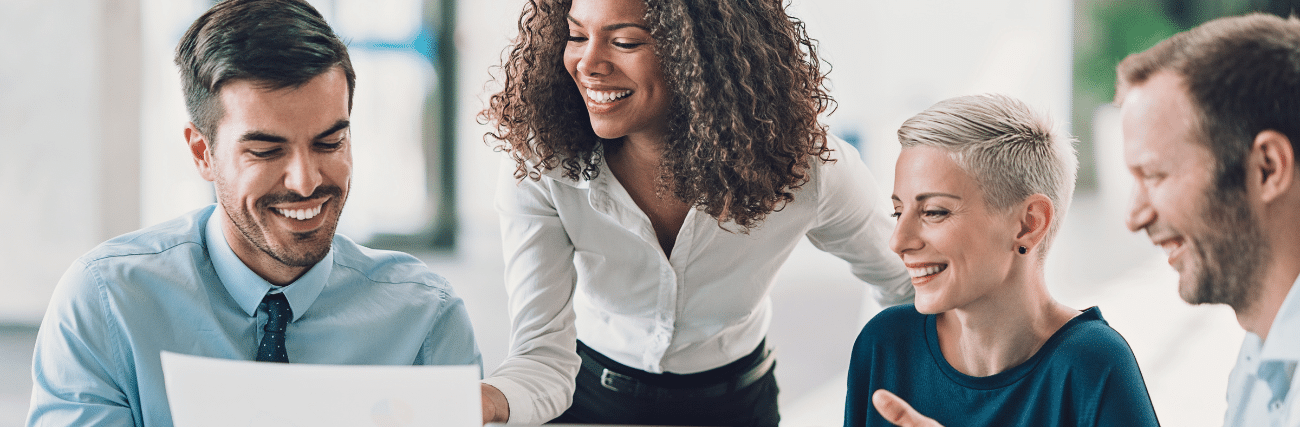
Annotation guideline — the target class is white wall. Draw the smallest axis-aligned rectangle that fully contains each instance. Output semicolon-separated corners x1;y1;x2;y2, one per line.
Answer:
789;0;1073;191
0;0;142;324
455;0;526;229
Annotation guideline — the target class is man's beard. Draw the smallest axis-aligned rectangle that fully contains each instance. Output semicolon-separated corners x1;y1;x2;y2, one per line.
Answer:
218;182;345;268
1182;179;1267;313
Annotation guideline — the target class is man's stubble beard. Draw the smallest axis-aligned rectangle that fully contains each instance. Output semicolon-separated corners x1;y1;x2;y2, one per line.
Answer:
1183;176;1267;313
214;173;346;268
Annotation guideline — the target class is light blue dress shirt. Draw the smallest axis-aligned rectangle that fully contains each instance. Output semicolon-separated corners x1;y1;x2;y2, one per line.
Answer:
27;205;481;427
1226;273;1300;427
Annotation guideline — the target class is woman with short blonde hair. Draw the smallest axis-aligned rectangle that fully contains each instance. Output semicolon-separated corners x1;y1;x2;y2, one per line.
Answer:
845;94;1159;427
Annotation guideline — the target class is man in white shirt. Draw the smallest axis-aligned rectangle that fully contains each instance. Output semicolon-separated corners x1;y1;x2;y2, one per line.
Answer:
1114;13;1300;427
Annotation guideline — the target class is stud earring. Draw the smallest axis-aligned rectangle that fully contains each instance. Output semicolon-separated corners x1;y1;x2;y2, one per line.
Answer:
1018;246;1027;255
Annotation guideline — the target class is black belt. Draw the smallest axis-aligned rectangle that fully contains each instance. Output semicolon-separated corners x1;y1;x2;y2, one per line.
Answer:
578;341;776;399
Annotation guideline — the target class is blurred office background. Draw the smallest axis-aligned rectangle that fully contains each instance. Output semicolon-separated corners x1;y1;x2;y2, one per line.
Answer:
0;0;1294;425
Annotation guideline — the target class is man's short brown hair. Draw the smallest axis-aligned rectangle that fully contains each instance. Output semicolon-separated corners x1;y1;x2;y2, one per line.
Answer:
1116;13;1300;190
175;0;355;140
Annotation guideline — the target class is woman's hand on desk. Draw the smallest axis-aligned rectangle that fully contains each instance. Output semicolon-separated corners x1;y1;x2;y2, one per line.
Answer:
482;383;509;424
873;389;943;427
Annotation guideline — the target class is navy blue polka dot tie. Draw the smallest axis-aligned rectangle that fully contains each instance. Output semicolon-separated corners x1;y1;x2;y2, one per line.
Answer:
256;292;292;363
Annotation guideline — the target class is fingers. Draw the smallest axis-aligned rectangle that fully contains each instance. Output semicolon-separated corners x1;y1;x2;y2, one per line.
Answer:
872;389;943;427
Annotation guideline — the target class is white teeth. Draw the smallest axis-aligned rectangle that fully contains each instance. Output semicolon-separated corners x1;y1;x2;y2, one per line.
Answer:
907;265;945;278
586;88;632;103
276;205;323;221
1160;241;1178;256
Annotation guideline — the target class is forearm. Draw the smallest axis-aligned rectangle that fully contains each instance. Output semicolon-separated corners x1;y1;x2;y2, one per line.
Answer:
493;159;585;423
481;332;581;424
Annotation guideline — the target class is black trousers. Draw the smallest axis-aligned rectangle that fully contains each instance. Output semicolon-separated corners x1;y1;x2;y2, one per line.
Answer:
550;342;780;427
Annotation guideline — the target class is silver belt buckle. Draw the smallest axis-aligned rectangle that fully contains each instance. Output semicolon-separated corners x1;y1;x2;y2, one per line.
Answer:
600;368;627;392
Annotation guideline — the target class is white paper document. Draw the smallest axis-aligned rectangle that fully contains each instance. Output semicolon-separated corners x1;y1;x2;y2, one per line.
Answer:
161;351;479;427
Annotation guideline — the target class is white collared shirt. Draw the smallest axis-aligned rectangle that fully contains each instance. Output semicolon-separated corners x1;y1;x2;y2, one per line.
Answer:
482;135;912;424
1226;274;1300;427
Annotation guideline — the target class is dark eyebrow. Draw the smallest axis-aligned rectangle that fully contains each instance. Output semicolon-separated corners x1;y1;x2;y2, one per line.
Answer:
566;15;650;32
235;120;349;144
314;120;349;140
238;131;287;144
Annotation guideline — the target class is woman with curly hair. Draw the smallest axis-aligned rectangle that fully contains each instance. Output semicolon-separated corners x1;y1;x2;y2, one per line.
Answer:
478;0;912;425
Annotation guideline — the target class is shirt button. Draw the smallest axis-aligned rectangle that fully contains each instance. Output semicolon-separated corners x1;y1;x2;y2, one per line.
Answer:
1271;401;1284;411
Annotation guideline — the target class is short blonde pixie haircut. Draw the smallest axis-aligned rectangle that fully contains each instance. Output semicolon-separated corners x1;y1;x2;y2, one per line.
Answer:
897;94;1079;258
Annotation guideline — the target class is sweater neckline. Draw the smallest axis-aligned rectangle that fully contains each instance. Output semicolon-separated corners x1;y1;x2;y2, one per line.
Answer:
922;306;1103;390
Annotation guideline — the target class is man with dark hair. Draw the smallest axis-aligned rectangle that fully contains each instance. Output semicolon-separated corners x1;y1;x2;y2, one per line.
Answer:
27;1;480;425
1116;13;1300;427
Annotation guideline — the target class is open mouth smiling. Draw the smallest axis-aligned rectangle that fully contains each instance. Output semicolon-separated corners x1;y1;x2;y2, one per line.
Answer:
907;264;948;279
585;88;632;104
275;204;323;221
1154;236;1187;266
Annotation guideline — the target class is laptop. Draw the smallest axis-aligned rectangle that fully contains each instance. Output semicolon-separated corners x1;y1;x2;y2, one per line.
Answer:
162;351;480;427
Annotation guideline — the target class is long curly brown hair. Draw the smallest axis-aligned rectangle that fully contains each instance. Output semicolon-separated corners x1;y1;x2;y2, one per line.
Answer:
481;0;835;230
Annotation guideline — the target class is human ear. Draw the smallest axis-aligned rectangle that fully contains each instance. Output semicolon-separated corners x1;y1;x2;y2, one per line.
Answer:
1015;194;1054;252
185;123;216;182
1253;130;1295;204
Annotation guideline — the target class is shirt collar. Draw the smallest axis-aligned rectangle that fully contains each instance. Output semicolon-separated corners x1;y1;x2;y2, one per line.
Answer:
204;206;332;321
1259;273;1300;361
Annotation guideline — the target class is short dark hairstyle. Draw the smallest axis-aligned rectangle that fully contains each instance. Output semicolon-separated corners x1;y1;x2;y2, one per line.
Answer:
481;0;834;231
1115;13;1300;191
175;0;355;139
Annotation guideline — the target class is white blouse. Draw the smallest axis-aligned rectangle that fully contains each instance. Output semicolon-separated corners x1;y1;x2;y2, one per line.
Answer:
482;135;912;424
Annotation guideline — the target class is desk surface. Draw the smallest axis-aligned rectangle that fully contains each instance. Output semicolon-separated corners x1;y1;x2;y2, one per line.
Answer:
486;421;702;424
